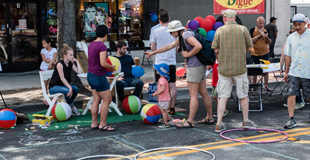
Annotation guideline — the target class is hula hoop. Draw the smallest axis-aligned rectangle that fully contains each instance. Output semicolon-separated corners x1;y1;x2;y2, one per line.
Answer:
220;128;288;144
134;147;215;160
76;155;133;160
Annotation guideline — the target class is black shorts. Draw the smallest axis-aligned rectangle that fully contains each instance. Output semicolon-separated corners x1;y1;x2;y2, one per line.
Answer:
286;76;310;98
251;54;269;64
155;65;176;83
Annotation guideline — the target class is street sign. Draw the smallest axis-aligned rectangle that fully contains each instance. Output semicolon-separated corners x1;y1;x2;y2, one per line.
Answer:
148;83;157;103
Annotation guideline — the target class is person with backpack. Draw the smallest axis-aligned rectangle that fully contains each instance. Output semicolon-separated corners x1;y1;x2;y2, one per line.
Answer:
145;20;214;128
212;9;257;132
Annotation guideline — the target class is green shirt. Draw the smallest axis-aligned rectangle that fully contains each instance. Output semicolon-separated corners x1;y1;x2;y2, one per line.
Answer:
212;21;253;77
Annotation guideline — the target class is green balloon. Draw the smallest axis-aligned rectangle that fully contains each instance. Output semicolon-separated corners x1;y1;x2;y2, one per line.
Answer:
198;28;207;37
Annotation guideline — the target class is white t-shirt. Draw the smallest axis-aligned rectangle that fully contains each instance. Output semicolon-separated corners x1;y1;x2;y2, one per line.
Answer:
40;48;57;71
149;24;161;42
152;26;176;65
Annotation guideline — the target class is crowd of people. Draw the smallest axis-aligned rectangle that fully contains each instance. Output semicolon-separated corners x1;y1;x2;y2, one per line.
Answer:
40;9;310;132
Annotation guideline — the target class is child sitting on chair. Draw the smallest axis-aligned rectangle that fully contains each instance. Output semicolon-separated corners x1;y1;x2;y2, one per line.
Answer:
152;63;173;128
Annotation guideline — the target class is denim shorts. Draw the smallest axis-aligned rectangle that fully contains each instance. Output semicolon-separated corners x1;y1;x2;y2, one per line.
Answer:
87;72;110;92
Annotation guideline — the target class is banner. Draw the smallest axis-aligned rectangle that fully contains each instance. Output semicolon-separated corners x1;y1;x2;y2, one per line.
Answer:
214;0;265;15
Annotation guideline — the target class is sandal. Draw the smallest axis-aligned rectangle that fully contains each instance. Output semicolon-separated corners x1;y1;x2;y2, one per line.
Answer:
99;125;115;131
198;118;215;125
176;120;194;128
91;124;99;130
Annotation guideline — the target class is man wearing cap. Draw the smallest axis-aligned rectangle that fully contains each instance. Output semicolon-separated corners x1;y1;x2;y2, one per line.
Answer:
150;9;177;115
212;9;256;132
283;13;310;129
266;17;278;58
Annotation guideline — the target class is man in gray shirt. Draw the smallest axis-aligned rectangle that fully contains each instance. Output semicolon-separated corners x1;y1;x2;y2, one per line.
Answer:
266;17;278;58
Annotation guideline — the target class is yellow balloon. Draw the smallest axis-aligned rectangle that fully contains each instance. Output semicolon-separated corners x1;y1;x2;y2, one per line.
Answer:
108;56;122;74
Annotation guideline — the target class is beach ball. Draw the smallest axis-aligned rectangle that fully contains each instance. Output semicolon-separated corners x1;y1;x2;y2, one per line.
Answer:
213;22;224;31
0;109;17;129
131;66;145;78
200;19;213;32
188;20;200;30
206;30;216;41
51;102;72;121
197;28;207;37
205;15;216;25
107;56;121;76
176;67;186;77
140;104;161;124
194;16;203;24
123;95;142;114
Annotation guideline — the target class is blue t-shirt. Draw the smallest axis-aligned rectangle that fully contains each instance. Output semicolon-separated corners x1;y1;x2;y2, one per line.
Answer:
114;55;135;79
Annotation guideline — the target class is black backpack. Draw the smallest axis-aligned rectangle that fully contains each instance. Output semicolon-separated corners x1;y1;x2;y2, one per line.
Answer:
193;30;216;65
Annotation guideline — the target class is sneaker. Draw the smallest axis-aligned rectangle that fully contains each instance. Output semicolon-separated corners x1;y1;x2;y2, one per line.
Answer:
71;107;81;116
283;103;288;107
213;110;229;118
295;102;305;110
159;123;170;128
242;120;257;129
215;123;227;133
284;119;297;129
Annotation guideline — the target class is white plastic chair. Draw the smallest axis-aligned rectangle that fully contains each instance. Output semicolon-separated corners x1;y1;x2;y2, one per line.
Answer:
39;70;66;116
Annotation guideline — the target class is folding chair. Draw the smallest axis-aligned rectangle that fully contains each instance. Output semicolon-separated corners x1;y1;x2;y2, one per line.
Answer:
239;67;263;112
142;40;151;66
39;70;66;116
268;58;286;97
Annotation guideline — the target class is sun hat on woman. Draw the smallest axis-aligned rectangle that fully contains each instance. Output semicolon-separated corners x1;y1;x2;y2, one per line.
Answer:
167;20;185;32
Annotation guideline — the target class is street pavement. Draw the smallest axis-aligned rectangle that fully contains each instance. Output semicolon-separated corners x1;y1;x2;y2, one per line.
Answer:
1;51;310;159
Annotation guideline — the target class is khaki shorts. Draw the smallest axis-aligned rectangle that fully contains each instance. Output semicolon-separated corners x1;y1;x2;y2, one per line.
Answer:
158;101;170;110
186;65;206;83
217;72;249;99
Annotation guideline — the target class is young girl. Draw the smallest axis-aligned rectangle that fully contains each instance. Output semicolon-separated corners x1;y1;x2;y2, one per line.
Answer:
49;44;83;116
40;37;57;105
153;63;172;128
87;25;116;131
40;37;57;71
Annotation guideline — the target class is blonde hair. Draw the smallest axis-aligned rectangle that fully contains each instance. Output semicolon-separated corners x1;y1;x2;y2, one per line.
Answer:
60;43;73;58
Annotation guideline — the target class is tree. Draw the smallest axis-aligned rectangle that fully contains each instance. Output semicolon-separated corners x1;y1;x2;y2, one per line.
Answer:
57;0;76;55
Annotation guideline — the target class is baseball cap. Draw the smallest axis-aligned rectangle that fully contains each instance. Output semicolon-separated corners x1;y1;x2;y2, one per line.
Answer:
292;13;306;23
222;9;237;18
270;17;277;21
167;20;185;33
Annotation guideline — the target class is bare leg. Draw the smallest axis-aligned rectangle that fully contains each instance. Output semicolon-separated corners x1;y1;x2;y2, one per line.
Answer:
169;83;177;109
198;79;213;120
240;97;249;121
160;109;168;124
187;82;200;123
287;95;296;118
91;90;101;128
98;89;113;129
264;73;269;89
216;98;228;125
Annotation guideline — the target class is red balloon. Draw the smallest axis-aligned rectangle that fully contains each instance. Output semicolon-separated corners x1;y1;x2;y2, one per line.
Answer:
205;15;216;25
194;17;203;24
176;67;186;77
200;19;213;32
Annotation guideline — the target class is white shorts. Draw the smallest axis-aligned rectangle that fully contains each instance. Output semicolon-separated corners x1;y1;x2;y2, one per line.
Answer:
217;72;249;99
158;101;170;110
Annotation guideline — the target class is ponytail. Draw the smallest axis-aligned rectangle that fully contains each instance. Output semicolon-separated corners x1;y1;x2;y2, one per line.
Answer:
60;43;73;58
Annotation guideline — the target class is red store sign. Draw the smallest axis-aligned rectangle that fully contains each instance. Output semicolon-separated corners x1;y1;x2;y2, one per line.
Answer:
214;0;265;14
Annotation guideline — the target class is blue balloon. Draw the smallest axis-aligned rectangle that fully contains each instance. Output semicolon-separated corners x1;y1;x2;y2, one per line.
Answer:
132;66;145;78
206;30;215;41
150;13;158;22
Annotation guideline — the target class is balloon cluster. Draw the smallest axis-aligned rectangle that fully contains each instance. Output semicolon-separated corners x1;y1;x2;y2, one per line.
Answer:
187;15;224;42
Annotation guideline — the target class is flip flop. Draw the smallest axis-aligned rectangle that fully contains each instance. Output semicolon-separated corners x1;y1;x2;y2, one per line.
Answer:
91;124;99;130
197;118;215;125
100;125;115;131
176;120;194;128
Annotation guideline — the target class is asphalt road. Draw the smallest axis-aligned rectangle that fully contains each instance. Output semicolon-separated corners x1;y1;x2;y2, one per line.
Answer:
1;86;310;160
